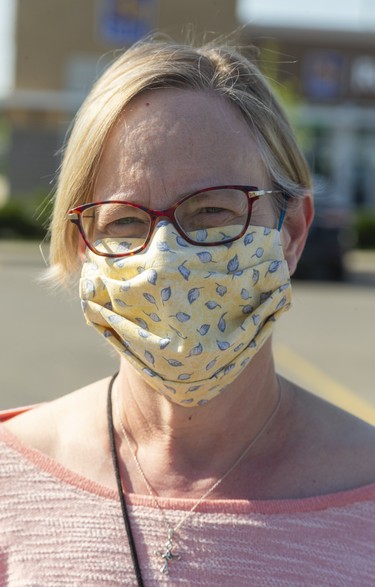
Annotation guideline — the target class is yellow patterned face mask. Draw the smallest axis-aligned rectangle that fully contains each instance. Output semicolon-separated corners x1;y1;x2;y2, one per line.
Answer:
80;223;291;406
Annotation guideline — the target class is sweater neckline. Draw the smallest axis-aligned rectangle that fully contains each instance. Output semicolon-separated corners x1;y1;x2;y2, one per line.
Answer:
1;422;375;515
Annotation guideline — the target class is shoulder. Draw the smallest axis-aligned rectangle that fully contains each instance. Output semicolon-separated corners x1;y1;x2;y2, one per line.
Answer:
283;379;375;494
1;377;111;459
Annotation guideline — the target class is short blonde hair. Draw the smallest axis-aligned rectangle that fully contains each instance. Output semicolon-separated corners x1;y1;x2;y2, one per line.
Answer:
49;38;311;284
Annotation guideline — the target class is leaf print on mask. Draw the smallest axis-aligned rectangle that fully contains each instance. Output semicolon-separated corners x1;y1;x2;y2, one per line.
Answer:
143;367;157;377
197;324;210;335
264;227;271;236
240;288;251;300
104;302;113;310
135;317;149;330
170;311;191;323
188;385;201;392
196;229;208;242
205;358;218;371
117;241;132;253
241;304;254;315
147;269;158;285
187;287;202;304
143;292;158;308
217;312;227;333
169;324;188;339
227;254;239;274
252;269;260;285
144;350;155;365
81;279;95;300
114;298;131;308
173;233;189;248
279;283;290;293
120;281;131;292
252;247;264;259
205;301;221;310
196;251;215;263
143;311;161;322
161;286;172;303
259;291;272;303
159;336;171;350
224;363;236;375
233;342;244;352
164;358;183;367
113;257;127;268
266;260;283;275
157;241;176;253
177;373;192;380
215;284;227;297
244;231;255;245
252;314;261;325
276;296;287;310
217;340;231;351
138;329;151;339
186;342;203;357
178;261;191;281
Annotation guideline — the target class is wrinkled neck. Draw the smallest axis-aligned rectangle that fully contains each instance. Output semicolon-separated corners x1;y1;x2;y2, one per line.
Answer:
114;338;280;469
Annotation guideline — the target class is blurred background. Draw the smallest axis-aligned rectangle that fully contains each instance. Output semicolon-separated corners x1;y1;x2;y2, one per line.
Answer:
0;0;374;422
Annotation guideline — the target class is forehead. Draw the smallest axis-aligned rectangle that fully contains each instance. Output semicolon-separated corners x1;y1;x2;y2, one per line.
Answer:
93;89;269;203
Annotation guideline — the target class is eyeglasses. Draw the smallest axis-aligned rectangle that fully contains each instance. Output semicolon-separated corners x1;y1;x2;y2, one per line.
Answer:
68;185;286;258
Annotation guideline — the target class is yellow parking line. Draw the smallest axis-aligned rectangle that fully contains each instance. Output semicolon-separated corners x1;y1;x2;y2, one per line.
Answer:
274;344;375;425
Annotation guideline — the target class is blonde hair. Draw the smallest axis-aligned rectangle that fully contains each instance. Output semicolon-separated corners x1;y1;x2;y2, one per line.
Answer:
49;38;311;284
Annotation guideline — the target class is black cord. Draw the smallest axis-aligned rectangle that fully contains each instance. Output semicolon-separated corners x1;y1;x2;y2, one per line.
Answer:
107;373;145;587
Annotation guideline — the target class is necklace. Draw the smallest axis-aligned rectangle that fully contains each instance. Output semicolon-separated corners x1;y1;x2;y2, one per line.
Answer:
112;374;282;576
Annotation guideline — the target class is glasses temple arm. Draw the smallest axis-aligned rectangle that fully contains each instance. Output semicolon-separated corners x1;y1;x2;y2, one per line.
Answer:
277;194;290;231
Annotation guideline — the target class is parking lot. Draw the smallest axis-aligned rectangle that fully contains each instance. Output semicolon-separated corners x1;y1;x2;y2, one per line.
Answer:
1;241;374;423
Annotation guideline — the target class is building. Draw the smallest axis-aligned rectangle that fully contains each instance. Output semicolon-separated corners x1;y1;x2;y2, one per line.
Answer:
242;24;375;209
1;0;238;197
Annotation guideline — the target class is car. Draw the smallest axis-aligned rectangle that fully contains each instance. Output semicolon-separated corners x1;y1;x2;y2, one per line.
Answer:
294;179;356;281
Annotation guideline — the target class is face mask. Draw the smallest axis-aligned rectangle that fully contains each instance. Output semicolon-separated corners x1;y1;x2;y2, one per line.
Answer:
80;223;291;407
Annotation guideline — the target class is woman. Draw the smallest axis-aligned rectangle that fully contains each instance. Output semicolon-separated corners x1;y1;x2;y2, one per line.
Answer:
1;38;374;586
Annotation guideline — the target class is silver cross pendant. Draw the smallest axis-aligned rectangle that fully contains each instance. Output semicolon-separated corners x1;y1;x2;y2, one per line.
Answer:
155;528;182;574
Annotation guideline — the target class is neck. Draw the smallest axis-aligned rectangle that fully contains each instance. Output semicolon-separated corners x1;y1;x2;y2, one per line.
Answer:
113;339;284;497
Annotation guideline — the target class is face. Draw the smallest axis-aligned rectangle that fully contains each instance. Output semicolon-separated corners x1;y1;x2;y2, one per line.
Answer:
94;89;273;212
90;89;312;272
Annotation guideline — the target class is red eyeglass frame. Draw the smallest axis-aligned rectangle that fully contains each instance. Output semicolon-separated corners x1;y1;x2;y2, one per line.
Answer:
67;184;285;258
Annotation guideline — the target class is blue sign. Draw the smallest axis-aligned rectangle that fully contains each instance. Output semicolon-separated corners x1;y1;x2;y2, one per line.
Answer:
303;51;345;101
99;0;158;45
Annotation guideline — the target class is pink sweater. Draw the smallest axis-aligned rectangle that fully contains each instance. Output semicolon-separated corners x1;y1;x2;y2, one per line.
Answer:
0;422;375;586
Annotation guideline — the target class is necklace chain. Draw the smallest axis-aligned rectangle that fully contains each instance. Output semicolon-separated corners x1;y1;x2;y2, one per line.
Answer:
114;382;282;573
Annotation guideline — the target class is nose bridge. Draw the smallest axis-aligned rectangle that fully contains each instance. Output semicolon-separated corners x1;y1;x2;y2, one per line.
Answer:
149;205;176;231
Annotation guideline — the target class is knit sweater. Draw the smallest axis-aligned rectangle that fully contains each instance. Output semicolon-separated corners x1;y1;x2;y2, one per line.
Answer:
1;418;375;586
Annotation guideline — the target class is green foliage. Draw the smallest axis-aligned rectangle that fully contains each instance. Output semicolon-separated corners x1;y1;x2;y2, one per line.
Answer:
355;210;375;249
0;193;53;240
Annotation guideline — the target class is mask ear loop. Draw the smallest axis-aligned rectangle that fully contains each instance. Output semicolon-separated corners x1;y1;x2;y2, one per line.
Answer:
39;231;51;267
277;194;290;231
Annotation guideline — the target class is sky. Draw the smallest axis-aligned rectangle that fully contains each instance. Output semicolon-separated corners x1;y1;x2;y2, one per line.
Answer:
238;0;375;29
0;0;16;98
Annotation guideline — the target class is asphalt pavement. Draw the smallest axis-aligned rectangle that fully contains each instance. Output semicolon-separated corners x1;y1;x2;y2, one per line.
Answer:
1;240;374;422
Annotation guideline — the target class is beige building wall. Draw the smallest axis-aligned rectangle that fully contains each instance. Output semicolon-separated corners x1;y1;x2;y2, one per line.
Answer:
7;0;238;194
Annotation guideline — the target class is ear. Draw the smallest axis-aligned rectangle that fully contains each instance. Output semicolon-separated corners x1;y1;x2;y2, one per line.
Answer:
281;192;314;276
77;233;87;263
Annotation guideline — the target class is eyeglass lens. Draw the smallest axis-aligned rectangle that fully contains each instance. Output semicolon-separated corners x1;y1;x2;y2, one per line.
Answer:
80;188;268;255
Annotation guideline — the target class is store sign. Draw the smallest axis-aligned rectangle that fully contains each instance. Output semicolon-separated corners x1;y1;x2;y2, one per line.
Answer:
303;51;344;101
99;0;158;45
351;56;375;94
